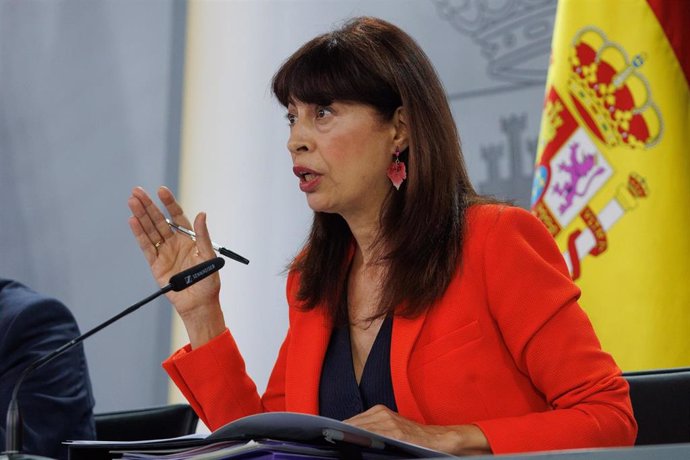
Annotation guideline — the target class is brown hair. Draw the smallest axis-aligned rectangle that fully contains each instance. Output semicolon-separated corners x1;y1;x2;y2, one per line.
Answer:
272;17;484;323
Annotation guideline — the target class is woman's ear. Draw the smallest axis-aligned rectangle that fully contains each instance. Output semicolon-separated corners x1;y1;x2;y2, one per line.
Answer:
392;106;409;151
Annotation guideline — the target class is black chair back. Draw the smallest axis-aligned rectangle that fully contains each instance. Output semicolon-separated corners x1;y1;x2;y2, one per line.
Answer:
95;403;199;441
624;367;690;445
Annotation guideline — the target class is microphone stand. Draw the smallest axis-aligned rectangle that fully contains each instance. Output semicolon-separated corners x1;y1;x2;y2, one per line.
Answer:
2;286;172;460
2;256;225;459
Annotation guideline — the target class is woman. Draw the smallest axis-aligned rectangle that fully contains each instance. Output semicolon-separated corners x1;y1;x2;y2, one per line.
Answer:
127;17;636;455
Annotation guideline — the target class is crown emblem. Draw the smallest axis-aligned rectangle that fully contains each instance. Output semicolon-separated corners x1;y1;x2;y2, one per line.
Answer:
567;27;662;149
434;0;556;84
615;172;650;212
626;172;649;198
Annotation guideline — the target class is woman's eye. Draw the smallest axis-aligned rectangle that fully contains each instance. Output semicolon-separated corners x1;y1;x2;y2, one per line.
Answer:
286;113;297;126
315;106;332;119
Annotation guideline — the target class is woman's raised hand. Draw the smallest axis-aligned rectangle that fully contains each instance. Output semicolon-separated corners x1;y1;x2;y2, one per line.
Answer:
127;186;226;347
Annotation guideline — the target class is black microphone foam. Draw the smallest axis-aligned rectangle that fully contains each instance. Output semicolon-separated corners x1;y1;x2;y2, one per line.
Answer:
169;257;225;292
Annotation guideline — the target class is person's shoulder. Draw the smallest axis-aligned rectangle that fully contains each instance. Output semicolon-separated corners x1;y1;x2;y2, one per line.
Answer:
465;203;569;276
0;279;74;330
466;203;545;234
464;203;557;258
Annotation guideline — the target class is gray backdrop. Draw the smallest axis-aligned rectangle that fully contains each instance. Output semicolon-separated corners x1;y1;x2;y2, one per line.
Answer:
0;0;555;413
0;0;186;411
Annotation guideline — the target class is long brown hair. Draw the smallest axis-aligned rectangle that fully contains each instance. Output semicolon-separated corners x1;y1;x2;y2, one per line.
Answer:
272;17;482;322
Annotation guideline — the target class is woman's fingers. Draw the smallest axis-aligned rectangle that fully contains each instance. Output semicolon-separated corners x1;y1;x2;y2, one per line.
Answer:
128;189;165;247
345;405;386;424
128;185;218;272
128;195;162;249
131;187;175;241
127;187;186;272
158;186;192;230
156;186;215;260
193;212;216;259
128;215;158;266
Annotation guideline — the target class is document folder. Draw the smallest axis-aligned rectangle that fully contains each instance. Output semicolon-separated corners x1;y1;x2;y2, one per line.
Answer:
67;412;452;459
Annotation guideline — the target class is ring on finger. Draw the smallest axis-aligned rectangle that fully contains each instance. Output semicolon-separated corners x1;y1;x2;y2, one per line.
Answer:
154;240;163;249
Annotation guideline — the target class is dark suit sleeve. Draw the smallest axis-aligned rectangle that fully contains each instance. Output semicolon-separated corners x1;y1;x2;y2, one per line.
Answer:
0;285;95;459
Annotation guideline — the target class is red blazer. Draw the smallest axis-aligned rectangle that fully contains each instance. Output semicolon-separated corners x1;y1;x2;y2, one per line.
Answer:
163;205;637;453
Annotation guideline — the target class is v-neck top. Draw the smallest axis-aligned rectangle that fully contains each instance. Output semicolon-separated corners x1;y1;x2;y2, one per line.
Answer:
318;315;397;420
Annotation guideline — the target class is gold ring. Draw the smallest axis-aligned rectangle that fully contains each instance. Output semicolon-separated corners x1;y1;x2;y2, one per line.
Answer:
154;240;163;249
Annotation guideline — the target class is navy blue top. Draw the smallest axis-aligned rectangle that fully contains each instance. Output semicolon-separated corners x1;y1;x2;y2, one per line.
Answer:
319;316;397;420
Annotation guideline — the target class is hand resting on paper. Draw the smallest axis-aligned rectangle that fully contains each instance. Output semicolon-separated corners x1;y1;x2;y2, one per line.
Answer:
345;405;491;455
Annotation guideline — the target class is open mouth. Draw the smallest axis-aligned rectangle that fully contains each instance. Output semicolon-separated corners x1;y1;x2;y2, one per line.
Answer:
293;166;320;182
299;172;317;182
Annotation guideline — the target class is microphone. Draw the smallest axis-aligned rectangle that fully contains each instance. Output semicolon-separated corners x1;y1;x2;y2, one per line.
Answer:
169;257;225;291
2;257;225;459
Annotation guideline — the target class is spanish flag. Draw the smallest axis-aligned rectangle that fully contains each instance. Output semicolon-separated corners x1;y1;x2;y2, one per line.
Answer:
531;0;690;370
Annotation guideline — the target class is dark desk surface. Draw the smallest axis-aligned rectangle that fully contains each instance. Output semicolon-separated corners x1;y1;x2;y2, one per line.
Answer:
460;443;690;459
62;438;690;460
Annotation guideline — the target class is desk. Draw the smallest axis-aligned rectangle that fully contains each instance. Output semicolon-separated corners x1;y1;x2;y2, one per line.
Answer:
65;442;690;459
461;443;690;459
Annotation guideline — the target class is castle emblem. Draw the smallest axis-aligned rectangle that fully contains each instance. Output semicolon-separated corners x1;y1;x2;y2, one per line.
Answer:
479;114;535;209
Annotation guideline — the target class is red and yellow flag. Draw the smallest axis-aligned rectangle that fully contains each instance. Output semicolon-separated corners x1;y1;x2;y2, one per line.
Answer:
531;0;690;370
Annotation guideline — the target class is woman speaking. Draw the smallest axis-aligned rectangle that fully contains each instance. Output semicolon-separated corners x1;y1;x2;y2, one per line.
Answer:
127;17;636;455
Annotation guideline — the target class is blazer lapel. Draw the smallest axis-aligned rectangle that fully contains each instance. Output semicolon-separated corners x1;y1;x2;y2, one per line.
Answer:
285;306;331;414
391;310;428;423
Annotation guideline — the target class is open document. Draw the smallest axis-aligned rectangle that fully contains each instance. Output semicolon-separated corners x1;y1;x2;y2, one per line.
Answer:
66;412;453;459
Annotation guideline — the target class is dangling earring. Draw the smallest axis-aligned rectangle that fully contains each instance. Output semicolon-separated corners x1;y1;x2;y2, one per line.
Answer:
386;146;406;190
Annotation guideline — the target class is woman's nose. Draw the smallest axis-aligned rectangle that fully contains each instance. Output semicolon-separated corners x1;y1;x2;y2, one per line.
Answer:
287;122;313;155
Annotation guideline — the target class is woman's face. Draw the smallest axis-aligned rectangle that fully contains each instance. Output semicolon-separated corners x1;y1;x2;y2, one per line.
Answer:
286;100;397;222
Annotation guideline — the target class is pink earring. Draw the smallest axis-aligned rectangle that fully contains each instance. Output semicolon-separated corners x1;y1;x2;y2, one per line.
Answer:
386;146;406;190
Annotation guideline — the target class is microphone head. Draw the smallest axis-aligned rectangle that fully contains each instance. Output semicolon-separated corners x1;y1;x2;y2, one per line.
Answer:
169;257;225;292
